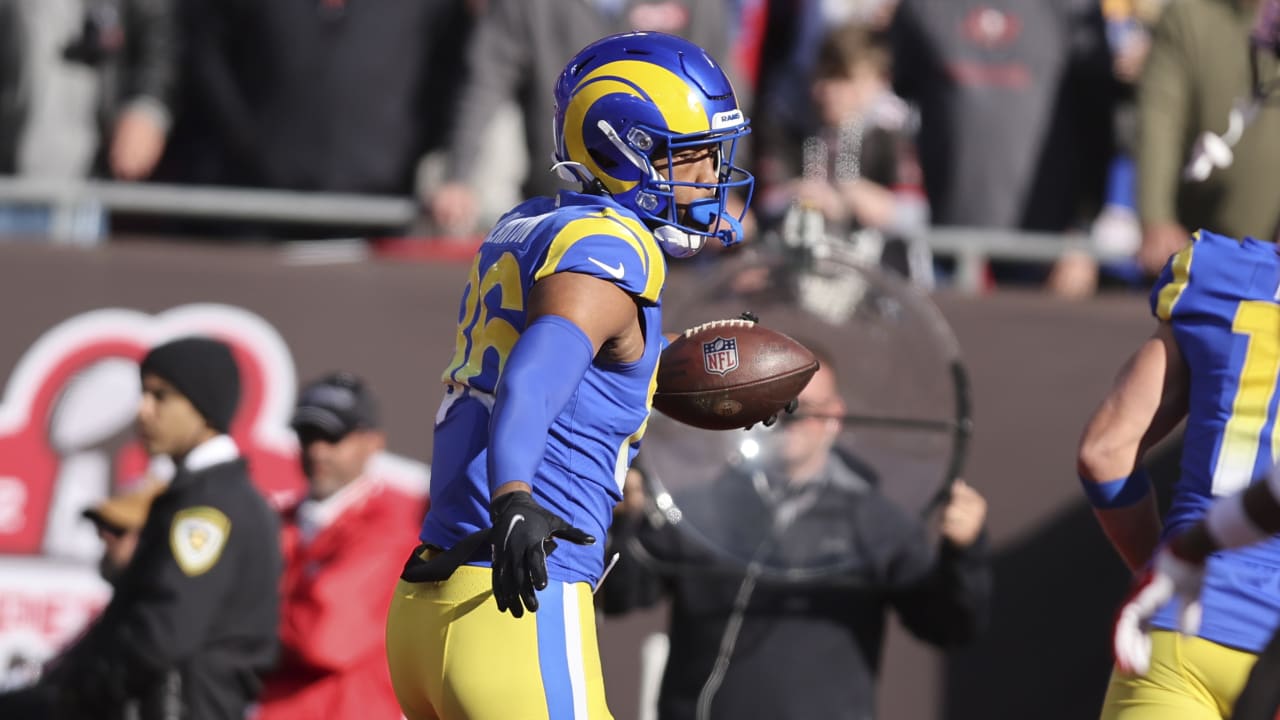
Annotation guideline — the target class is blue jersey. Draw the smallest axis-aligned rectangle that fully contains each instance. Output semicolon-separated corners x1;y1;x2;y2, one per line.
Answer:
1150;230;1280;652
421;191;667;585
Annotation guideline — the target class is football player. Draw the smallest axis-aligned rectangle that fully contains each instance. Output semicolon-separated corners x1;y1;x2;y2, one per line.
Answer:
1112;463;1280;675
385;32;754;720
1077;230;1280;719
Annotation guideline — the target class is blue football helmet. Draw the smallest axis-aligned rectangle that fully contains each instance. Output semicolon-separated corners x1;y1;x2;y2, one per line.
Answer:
552;32;754;257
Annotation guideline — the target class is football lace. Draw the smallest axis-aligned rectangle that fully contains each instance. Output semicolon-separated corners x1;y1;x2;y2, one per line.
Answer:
682;318;755;337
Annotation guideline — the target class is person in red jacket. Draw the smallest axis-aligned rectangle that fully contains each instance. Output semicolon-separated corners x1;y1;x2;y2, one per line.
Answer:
254;372;428;720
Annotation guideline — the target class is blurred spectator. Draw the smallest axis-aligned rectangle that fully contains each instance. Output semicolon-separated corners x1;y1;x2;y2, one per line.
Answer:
0;481;161;716
0;0;174;241
0;337;282;720
81;478;165;584
428;0;735;235
62;0;180;182
0;0;23;174
601;358;992;720
755;22;930;283
253;372;427;720
0;0;178;181
753;0;901;151
1088;0;1167;285
890;0;1116;296
166;0;469;236
3;0;97;180
1134;0;1280;275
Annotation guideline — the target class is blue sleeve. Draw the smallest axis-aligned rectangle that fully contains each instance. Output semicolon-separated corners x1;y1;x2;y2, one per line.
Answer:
487;314;595;495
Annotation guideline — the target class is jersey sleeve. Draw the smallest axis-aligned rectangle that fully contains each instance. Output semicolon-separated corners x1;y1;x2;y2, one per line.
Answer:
1149;231;1199;321
532;208;666;303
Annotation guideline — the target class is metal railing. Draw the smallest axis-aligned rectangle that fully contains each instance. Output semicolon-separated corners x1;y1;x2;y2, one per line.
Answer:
0;177;420;244
0;177;1131;293
925;226;1131;292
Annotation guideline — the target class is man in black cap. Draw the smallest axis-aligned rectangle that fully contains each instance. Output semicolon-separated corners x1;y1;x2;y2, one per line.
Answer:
1;336;283;720
288;371;383;502
255;372;425;720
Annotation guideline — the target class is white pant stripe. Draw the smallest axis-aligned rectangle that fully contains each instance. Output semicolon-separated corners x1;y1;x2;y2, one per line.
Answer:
563;584;589;719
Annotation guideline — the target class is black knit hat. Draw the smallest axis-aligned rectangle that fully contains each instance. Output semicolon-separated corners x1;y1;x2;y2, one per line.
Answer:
139;337;241;433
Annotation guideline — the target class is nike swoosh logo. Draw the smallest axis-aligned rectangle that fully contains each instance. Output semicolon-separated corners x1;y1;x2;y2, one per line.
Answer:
587;257;625;279
504;514;526;547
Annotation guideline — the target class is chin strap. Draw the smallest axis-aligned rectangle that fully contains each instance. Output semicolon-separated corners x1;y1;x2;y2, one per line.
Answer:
653;225;707;258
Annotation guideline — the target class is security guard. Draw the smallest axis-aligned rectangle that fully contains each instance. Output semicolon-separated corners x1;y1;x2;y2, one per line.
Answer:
32;337;282;719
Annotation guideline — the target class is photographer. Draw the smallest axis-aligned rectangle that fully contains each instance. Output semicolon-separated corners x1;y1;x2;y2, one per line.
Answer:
602;355;991;720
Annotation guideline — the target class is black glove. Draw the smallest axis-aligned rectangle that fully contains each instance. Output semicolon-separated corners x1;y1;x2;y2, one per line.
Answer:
763;398;800;427
490;491;595;617
746;397;800;430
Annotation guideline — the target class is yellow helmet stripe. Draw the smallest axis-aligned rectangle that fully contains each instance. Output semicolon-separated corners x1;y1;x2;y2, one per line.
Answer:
578;60;710;134
564;78;642;195
562;60;711;194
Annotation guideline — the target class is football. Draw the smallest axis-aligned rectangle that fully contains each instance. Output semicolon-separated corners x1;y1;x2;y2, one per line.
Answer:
653;318;819;431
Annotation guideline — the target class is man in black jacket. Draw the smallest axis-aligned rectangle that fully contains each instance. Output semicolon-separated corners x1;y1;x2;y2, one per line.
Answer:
170;0;468;238
2;337;282;719
0;0;23;174
602;360;991;720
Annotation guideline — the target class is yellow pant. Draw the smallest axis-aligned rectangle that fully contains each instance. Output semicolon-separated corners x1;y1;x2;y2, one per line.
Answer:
1100;631;1260;719
385;564;614;720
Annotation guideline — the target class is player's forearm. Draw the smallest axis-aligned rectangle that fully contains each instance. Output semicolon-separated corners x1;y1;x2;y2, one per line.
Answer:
1079;462;1163;571
1092;492;1163;572
488;315;593;495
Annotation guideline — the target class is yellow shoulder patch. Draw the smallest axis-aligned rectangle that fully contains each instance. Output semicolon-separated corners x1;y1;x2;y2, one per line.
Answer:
170;506;231;577
1155;242;1195;321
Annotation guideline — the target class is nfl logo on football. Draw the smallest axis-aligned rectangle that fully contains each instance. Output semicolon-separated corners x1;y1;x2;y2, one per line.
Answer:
702;336;739;376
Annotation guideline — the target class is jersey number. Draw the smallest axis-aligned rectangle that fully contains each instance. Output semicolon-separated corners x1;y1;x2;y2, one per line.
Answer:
1213;301;1280;495
445;252;524;384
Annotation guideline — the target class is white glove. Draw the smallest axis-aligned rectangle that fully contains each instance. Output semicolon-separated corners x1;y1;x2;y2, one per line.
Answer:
1112;546;1205;676
1183;131;1234;182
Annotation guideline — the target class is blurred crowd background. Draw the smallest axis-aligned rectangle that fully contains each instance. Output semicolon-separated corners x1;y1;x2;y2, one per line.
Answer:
3;0;1277;295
